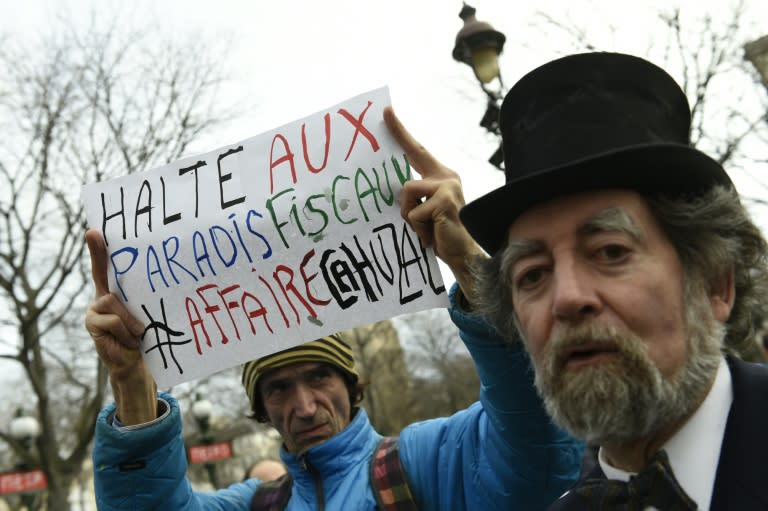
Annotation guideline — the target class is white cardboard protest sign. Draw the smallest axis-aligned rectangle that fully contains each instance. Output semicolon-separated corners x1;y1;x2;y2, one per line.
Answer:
82;87;448;387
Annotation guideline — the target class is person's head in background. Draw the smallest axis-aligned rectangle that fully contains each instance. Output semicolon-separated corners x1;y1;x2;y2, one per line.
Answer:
243;459;287;482
241;334;365;455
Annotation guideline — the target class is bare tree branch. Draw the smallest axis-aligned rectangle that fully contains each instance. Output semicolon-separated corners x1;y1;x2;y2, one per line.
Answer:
0;11;236;509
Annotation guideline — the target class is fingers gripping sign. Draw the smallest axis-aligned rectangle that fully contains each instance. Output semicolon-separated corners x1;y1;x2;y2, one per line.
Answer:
85;229;151;378
86;229;159;424
383;106;487;301
86;230;144;346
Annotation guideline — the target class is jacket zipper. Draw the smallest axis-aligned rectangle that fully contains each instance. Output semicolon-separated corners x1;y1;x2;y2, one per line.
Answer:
299;454;325;511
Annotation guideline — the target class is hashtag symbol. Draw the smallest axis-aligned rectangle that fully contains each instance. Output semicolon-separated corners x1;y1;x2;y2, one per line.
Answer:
141;298;192;374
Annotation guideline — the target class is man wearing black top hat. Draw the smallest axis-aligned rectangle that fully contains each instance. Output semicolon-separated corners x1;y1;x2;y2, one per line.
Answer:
386;51;768;510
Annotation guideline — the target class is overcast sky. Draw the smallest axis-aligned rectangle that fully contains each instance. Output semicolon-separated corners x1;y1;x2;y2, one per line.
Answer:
6;0;766;197
3;0;767;289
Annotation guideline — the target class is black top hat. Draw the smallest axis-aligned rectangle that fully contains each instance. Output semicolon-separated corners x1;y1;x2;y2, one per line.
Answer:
459;52;733;255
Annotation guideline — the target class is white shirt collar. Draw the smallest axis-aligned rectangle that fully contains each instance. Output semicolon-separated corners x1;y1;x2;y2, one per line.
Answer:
598;357;732;510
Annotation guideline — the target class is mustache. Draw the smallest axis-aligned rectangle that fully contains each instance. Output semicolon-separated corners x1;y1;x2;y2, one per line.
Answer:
546;323;647;370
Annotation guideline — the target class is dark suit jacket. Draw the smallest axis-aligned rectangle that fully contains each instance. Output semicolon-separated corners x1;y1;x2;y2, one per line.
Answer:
547;357;768;510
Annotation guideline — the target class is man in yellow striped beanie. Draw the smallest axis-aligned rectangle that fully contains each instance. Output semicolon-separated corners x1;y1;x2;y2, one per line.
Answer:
241;333;363;454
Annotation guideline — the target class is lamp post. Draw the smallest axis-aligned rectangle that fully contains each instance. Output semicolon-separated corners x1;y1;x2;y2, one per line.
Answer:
452;3;507;169
744;35;768;91
191;395;220;489
9;408;41;511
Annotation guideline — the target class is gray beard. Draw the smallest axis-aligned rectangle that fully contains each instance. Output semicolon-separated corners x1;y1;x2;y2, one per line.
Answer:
529;289;723;446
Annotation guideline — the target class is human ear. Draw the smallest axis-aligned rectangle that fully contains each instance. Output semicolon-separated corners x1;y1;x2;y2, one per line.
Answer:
709;267;735;322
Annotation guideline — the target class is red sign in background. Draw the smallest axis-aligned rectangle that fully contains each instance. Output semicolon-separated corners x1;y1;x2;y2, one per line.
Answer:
0;469;47;496
188;441;233;464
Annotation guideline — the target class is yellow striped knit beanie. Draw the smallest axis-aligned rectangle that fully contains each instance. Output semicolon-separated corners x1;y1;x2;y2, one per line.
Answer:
241;334;359;411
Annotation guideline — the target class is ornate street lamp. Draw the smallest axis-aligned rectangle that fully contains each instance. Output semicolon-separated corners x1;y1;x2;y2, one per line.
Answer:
9;409;40;452
191;395;219;489
191;396;213;436
9;408;41;510
744;35;768;91
452;3;507;169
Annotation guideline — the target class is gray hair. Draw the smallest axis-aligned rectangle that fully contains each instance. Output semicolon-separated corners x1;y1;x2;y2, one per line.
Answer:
472;186;768;361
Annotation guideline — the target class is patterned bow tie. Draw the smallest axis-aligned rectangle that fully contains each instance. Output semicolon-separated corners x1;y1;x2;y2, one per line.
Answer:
574;449;697;510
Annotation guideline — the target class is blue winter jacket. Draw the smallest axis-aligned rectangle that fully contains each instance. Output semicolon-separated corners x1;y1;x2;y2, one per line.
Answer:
92;284;583;510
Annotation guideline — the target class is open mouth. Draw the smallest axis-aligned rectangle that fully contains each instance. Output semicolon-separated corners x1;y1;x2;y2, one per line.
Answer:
562;345;620;369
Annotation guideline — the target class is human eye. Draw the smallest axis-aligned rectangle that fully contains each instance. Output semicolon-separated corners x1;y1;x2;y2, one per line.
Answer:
513;265;547;291
263;380;288;398
595;243;632;263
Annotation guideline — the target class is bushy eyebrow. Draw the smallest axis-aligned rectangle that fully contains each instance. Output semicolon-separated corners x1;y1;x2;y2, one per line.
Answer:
501;207;644;272
260;363;331;391
501;239;545;274
579;207;644;244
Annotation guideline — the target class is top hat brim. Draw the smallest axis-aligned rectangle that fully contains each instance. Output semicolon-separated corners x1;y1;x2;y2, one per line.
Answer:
460;143;732;255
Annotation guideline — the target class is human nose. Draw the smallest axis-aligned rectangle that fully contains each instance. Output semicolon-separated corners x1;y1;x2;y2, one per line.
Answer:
291;384;317;418
551;259;600;321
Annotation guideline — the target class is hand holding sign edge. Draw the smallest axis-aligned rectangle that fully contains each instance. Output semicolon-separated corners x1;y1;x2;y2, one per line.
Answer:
383;106;487;305
85;229;158;425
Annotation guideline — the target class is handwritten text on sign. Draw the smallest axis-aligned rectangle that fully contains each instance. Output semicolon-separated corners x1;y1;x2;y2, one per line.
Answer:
82;88;447;387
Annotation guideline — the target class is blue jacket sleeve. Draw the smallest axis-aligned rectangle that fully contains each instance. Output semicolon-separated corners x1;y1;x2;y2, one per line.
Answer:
92;392;257;510
398;283;584;511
